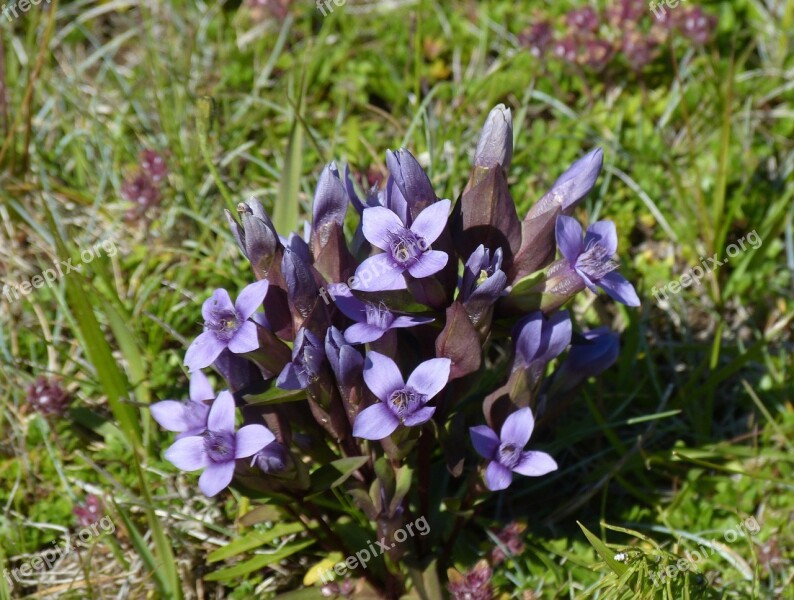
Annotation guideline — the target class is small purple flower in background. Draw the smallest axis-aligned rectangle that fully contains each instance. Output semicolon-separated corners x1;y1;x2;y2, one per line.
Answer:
555;216;640;307
676;7;717;45
490;521;526;565
606;0;645;28
519;20;554;58
26;376;70;416
328;284;433;344
513;311;572;381
150;371;214;439
470;407;557;491
581;38;613;70
553;36;579;63
73;494;104;527
276;328;326;390
164;391;274;496
353;352;451;440
566;7;599;33
460;245;507;304
139;150;167;183
447;560;493;600
622;32;658;70
352;199;451;292
184;280;270;372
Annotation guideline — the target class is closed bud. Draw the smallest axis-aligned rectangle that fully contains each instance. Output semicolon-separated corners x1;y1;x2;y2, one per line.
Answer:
473;104;513;172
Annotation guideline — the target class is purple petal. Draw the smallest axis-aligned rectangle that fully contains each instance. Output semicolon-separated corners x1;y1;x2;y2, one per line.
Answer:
363;351;404;402
352;403;400;440
228;321;260;354
202;289;234;322
406;250;448;279
403;406;435;427
409;199;450;246
542;311;573;362
499;407;534;448
198;460;236;497
513;451;558;476
234;279;270;320
405;358;451;399
164;436;209;471
344;322;385;345
389;315;434;329
514;313;543;366
584;220;618;256
598;271;641;306
327;283;366;322
207;390;236;433
555;215;584;263
556;147;603;211
189;371;214;401
235;424;274;458
470;425;500;460
352;254;406;291
485;461;513;491
276;362;304;390
151;401;189;432
361;206;404;250
184;331;227;372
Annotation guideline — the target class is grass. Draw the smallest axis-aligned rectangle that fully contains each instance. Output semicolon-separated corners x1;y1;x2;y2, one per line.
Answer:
0;0;792;598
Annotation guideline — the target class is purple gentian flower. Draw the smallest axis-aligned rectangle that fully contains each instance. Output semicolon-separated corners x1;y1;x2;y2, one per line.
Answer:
352;199;451;292
353;352;451;440
150;371;214;439
470;407;557;491
325;326;364;386
184;280;270;371
328;284;433;344
460;245;507;304
513;311;572;372
164;391;274;497
276;328;326;390
252;440;289;474
551;328;620;393
555;216;640;306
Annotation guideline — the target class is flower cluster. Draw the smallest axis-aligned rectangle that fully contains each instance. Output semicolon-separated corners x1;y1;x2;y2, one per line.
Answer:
26;376;70;416
121;150;167;222
149;104;638;591
520;1;717;73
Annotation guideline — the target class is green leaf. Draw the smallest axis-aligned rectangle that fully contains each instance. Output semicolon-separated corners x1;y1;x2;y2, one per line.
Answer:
577;522;629;577
243;386;306;405
208;522;306;563
204;539;315;581
239;505;283;527
308;456;369;496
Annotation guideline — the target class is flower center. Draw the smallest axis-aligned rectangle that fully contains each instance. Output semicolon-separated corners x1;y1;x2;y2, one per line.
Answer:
203;431;235;462
575;242;619;281
208;309;241;341
498;443;522;469
389;229;425;266
388;387;424;419
365;302;395;330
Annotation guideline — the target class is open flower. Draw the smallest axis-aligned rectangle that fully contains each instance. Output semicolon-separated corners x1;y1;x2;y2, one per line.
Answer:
470;407;557;491
352;199;451;291
353;352;451;440
276;328;326;390
184;280;270;371
328;284;433;344
460;245;507;304
164;391;274;496
150;371;214;439
555;215;640;306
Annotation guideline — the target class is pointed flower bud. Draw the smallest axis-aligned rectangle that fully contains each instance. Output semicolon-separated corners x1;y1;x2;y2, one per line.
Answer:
226;199;281;279
551;327;620;393
311;162;348;247
385;148;437;222
473;104;513;172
